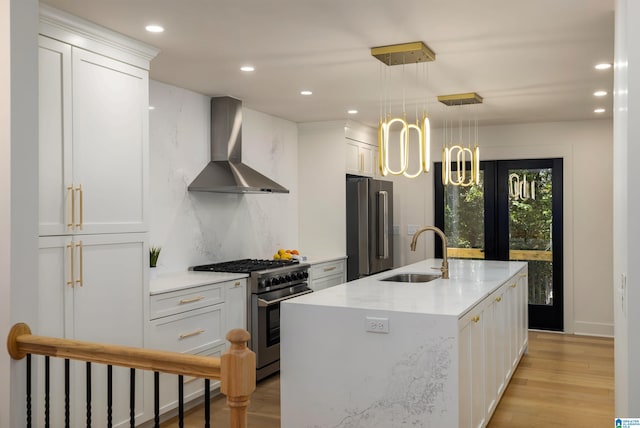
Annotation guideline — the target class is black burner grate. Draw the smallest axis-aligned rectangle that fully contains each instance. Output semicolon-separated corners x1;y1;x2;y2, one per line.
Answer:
192;258;299;273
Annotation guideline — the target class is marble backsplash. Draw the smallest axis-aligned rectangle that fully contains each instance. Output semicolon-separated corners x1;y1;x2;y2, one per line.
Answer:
149;80;299;273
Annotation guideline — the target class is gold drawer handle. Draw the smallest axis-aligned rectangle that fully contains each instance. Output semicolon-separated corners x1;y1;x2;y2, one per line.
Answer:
179;329;205;340
495;296;502;302
179;296;205;304
472;315;480;323
76;185;83;230
323;266;337;272
234;281;241;287
75;241;83;287
67;186;75;229
510;283;517;288
66;242;74;287
519;273;527;278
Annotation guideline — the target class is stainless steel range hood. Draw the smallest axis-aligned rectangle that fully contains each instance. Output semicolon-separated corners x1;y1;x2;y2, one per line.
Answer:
188;96;289;194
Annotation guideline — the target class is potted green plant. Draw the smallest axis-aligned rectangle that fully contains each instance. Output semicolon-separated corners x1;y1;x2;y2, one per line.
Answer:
150;246;161;279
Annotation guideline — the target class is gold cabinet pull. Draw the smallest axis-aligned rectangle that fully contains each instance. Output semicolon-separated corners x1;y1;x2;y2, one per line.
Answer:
234;281;241;287
179;296;205;304
179;329;205;339
323;266;337;272
519;273;527;278
472;315;480;323
75;241;83;287
66;242;75;287
67;185;75;229
76;185;83;230
510;283;517;288
495;296;502;302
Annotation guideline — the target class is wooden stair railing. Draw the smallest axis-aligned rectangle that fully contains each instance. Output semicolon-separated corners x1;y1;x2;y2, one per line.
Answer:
7;322;257;428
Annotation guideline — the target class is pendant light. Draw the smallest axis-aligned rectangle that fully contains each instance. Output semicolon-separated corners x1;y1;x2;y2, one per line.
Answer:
371;42;435;178
438;93;483;187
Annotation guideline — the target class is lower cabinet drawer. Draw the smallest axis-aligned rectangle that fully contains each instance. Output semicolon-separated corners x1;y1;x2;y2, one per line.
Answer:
310;273;345;291
148;305;225;353
150;283;225;320
157;343;226;414
309;260;345;279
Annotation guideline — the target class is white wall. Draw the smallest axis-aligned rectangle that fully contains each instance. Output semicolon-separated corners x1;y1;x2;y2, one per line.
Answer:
390;119;613;336
149;80;299;272
614;0;640;416
1;1;39;426
298;121;348;259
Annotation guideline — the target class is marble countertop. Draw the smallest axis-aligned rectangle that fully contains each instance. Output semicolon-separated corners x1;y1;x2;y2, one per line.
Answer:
150;271;249;295
284;258;526;317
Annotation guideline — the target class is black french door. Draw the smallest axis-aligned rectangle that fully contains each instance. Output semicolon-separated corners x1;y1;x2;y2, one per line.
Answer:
434;159;563;331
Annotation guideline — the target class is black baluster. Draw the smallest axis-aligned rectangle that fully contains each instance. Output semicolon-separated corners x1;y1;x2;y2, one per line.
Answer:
65;359;70;428
178;375;184;428
107;365;113;428
26;354;31;428
86;362;92;428
204;379;211;428
45;356;50;428
129;368;135;428
154;372;159;428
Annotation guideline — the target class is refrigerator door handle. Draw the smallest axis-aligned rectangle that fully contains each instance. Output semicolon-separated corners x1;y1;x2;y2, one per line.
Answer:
378;190;388;259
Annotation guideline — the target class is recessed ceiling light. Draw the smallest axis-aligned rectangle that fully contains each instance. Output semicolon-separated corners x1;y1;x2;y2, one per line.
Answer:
595;63;612;70
148;106;155;110
594;108;606;113
347;109;358;115
300;90;313;96
145;24;164;33
240;65;255;72
593;90;608;97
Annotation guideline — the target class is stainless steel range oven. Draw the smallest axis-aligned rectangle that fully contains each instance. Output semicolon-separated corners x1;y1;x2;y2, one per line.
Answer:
193;259;310;380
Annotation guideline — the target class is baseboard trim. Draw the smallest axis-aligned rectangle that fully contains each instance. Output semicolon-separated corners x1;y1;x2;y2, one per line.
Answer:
573;321;614;337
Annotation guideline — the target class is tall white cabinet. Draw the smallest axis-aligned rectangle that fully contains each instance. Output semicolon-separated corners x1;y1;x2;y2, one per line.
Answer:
37;5;158;427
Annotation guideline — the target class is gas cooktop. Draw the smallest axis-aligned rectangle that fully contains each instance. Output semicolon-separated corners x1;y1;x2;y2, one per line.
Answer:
192;258;299;273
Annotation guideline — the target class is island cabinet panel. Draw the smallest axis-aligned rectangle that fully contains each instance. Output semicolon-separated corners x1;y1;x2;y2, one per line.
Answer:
281;259;527;428
458;268;529;428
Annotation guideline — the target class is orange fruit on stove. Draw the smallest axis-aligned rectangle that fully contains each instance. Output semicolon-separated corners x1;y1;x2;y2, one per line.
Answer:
291;249;299;255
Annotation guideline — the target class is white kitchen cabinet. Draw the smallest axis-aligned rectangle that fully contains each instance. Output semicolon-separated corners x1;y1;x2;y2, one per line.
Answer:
38;233;148;427
36;6;159;427
147;277;247;415
307;257;346;291
38;34;150;236
458;269;529;428
346;138;376;177
459;303;486;428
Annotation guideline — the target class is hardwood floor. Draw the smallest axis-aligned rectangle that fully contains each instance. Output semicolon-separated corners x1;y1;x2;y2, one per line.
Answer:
164;331;613;427
488;331;614;427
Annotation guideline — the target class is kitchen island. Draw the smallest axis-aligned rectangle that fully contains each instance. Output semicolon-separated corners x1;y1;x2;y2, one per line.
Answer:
280;258;528;428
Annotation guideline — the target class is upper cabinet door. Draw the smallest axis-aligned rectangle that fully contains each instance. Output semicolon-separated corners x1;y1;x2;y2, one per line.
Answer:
72;47;149;234
39;36;73;236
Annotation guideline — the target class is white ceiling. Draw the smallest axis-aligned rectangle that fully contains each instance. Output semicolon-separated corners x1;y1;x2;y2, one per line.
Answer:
41;0;615;128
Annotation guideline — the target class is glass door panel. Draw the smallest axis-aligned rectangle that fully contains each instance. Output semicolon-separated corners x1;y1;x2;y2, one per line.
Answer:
444;169;485;260
436;159;563;331
507;167;553;306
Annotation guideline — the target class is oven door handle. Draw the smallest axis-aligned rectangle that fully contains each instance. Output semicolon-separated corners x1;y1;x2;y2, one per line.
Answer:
257;289;313;307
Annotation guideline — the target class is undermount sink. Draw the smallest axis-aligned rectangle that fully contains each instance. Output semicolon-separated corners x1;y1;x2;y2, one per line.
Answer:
380;273;441;283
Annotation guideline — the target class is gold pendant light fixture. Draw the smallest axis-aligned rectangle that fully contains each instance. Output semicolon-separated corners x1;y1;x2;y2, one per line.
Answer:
371;42;435;178
438;93;483;187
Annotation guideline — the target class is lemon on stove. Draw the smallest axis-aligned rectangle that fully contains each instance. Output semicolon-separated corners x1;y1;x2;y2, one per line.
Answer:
273;253;281;260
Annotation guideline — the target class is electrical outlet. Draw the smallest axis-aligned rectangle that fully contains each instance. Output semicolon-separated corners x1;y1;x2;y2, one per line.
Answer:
366;316;389;333
408;224;420;235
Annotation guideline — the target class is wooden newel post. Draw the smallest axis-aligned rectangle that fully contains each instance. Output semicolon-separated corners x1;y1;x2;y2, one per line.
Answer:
221;329;256;428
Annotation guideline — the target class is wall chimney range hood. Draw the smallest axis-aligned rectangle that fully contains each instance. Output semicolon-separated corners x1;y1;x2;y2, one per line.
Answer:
188;96;289;194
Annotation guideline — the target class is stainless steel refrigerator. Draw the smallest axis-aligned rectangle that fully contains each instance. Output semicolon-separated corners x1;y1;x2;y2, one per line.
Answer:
346;176;394;280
